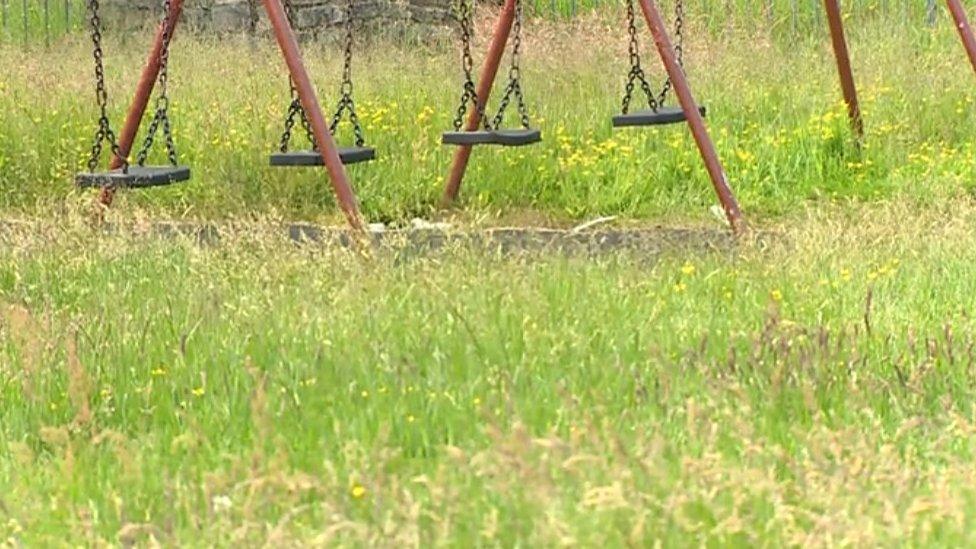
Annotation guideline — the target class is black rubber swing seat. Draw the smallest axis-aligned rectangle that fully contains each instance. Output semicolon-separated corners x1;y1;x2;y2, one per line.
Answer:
75;165;191;189
442;128;542;147
269;147;376;167
612;106;707;128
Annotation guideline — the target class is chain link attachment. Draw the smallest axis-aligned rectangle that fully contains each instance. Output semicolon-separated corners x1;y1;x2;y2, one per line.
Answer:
490;0;532;130
135;0;180;167
84;0;126;173
278;0;368;151
621;0;685;114
278;0;316;152
449;0;534;132
450;0;489;131
329;0;367;147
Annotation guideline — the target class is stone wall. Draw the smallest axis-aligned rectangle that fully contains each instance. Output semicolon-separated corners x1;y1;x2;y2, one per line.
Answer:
102;0;454;34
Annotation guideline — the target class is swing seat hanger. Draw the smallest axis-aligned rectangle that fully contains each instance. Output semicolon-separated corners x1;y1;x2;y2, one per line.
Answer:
270;0;376;167
442;0;542;148
76;0;190;191
613;0;706;128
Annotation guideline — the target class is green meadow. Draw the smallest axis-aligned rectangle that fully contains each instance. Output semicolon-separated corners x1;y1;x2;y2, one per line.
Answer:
2;3;976;545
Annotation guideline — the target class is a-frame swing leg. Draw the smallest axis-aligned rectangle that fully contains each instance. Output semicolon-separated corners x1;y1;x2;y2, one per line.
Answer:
98;0;186;209
636;0;745;234
442;0;519;205
263;0;364;231
95;0;364;230
823;0;864;140
947;0;976;77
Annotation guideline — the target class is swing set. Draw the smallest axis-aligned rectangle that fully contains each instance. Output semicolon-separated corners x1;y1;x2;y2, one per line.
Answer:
75;0;976;235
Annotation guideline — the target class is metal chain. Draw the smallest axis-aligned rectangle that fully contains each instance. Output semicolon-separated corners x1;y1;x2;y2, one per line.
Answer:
621;0;657;114
84;0;125;172
330;0;367;147
451;0;488;131
491;0;532;130
655;0;684;106
620;0;684;114
278;0;316;151
136;0;179;166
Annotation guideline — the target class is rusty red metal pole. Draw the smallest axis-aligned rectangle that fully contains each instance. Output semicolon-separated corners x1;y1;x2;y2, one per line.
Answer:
636;0;745;233
98;0;184;207
823;0;864;139
109;0;184;170
947;0;976;76
263;0;364;231
442;0;518;204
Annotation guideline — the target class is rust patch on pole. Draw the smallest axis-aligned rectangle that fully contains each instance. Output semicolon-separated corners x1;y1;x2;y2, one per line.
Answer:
263;0;364;231
636;0;745;234
947;0;976;77
442;0;518;205
99;0;184;208
823;0;864;139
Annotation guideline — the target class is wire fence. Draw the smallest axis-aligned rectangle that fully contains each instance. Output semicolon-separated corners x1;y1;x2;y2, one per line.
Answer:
531;0;946;22
0;0;964;46
0;0;82;46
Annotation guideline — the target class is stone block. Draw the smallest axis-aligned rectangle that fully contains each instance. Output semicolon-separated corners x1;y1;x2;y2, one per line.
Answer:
212;0;254;32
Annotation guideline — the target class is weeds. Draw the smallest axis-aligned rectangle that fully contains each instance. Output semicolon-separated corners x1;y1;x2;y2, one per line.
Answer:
0;11;973;225
1;203;976;543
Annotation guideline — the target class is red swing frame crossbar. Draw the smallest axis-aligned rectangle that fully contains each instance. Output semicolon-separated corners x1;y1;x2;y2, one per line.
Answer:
442;0;745;233
99;0;364;230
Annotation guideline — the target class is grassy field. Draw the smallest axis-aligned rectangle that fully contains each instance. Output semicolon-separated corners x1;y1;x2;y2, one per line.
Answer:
0;9;974;225
3;203;976;545
3;4;976;546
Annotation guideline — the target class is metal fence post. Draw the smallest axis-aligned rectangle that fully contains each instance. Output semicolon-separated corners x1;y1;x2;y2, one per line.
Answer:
790;0;798;36
1;0;8;40
926;0;938;26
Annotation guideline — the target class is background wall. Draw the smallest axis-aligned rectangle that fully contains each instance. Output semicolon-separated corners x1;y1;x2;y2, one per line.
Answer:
0;0;953;46
99;0;453;34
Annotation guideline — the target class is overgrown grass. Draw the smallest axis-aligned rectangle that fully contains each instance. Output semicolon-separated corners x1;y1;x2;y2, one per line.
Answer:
1;9;974;226
3;201;976;544
4;6;976;546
